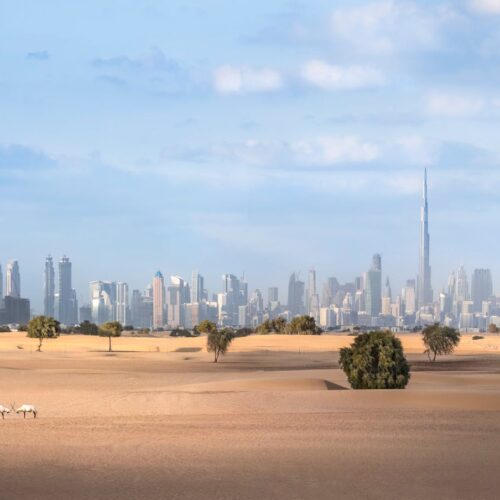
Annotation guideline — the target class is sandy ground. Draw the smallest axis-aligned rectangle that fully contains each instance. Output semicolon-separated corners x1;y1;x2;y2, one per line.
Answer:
1;333;499;499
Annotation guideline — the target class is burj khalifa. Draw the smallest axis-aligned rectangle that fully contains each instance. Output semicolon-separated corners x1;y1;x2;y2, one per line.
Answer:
418;169;433;307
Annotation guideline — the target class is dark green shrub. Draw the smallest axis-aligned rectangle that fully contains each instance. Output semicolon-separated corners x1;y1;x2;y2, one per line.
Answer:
339;331;410;389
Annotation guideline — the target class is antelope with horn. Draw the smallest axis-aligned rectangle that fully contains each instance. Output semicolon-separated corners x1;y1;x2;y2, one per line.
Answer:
11;403;38;419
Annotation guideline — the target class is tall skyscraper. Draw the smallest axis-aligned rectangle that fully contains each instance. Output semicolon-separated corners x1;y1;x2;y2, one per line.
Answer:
191;271;204;303
115;282;129;325
404;279;416;315
6;260;20;298
454;265;469;303
44;255;55;317
418;169;433;307
90;281;116;324
287;272;305;317
153;271;165;330
221;273;244;325
167;276;186;328
471;269;493;313
364;255;382;317
0;264;3;301
58;256;77;325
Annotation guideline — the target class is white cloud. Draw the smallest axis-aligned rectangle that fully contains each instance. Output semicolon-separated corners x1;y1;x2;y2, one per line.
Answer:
301;60;385;90
291;136;380;165
330;1;455;55
470;0;500;13
426;93;485;117
213;65;283;94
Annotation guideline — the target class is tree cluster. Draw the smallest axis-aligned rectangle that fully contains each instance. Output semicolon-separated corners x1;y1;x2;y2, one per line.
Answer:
255;316;322;335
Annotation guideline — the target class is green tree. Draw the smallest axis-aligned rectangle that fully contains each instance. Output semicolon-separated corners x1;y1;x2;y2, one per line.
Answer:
99;321;123;352
339;331;410;389
488;323;498;334
27;316;60;352
207;327;234;363
422;324;461;361
285;315;322;335
197;320;217;334
77;320;99;335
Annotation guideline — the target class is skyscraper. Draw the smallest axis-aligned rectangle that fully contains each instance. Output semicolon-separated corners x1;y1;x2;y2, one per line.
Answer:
90;281;116;324
153;271;165;330
418;169;433;307
0;264;3;300
191;271;204;303
471;269;493;313
454;265;469;303
58;256;77;325
6;260;20;298
44;255;55;317
167;276;186;328
364;255;382;317
287;272;305;317
115;282;129;325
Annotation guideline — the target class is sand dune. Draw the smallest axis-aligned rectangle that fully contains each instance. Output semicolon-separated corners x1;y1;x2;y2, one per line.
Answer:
1;332;500;499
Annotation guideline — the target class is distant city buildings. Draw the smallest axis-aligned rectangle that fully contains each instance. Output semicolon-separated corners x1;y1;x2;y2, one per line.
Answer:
0;260;30;325
1;171;499;332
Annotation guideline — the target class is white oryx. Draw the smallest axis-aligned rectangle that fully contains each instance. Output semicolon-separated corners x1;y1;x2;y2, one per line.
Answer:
0;405;10;419
11;403;38;419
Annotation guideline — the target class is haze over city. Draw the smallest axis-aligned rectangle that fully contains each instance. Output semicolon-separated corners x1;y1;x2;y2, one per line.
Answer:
1;0;500;310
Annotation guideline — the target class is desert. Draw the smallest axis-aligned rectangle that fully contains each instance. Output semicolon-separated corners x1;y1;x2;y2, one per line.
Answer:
0;332;499;499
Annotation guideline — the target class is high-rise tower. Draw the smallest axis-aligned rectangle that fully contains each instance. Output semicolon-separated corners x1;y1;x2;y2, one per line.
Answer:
418;169;433;307
44;255;55;317
6;260;21;298
153;271;165;330
58;256;77;325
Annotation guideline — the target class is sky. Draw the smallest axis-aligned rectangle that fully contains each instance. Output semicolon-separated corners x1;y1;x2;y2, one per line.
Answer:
1;0;500;312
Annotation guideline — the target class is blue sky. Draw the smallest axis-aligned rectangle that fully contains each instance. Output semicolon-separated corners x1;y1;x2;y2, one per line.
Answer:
1;0;500;311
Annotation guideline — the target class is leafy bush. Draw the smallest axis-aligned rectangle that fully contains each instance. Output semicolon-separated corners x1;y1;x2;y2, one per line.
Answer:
170;328;194;337
339;331;410;390
422;324;461;361
284;316;322;335
0;325;11;333
255;317;287;334
472;335;484;340
75;320;99;335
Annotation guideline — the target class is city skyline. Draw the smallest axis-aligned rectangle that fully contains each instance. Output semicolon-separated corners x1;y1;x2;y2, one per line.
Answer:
2;167;498;317
1;169;498;333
